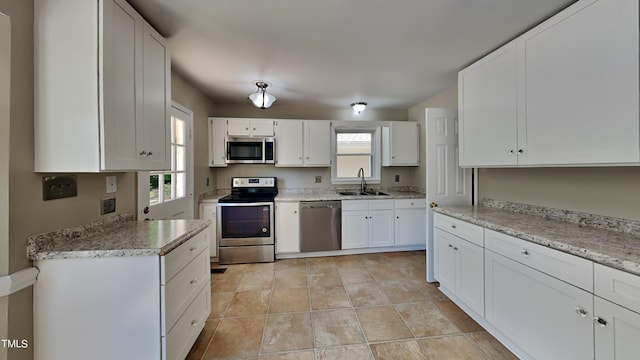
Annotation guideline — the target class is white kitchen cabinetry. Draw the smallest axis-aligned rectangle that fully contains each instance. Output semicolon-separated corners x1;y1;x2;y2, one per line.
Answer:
433;214;484;316
593;263;640;359
458;41;518;167
34;229;211;360
342;200;394;249
485;249;594;360
34;0;170;172
382;122;419;166
393;199;426;246
275;202;300;254
199;203;218;257
227;119;274;137
275;120;331;167
458;0;639;167
208;118;228;167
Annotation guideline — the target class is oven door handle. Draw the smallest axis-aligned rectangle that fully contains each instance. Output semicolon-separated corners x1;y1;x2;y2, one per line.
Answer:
216;202;274;207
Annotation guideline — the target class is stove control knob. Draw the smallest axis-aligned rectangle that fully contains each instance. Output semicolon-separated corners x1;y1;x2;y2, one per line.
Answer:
262;227;267;233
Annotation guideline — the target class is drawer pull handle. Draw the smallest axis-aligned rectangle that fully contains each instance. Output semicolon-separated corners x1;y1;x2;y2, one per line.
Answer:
594;317;607;327
191;320;198;326
448;244;453;248
575;307;588;317
451;225;457;229
453;247;459;251
189;247;196;253
521;250;529;257
190;279;198;285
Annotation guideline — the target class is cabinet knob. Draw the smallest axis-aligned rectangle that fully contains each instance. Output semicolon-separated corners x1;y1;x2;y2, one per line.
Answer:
139;150;147;156
245;127;249;130
517;149;524;155
574;307;588;317
147;151;153;157
594;317;607;327
190;279;198;285
451;225;457;229
294;210;297;214
508;150;515;155
453;246;459;251
189;247;196;253
190;320;198;326
306;156;309;159
396;216;399;219
521;249;529;257
448;244;453;248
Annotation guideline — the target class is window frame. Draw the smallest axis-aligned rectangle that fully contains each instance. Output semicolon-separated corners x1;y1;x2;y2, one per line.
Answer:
331;125;381;185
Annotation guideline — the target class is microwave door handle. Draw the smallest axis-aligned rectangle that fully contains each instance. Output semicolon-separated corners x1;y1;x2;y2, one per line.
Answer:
262;138;266;163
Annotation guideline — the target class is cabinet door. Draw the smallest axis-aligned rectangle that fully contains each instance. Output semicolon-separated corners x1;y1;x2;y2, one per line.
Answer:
456;238;484;316
250;119;274;136
433;228;456;293
485;250;594;360
209;118;227;167
458;41;518;167
199;203;218;257
102;0;141;170
275;120;304;166
275;202;300;254
385;122;419;166
304;120;331;166
138;22;170;170
595;297;640;360
342;210;369;249
227;119;251;136
368;209;394;247
519;0;639;165
394;208;426;246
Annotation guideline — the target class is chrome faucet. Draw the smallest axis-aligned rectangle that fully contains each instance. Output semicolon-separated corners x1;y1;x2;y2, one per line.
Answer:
357;167;366;194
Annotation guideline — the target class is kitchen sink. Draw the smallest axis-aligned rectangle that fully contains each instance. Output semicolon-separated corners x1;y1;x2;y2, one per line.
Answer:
338;191;389;196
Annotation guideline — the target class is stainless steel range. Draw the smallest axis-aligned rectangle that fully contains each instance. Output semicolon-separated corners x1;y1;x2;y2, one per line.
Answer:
217;177;278;264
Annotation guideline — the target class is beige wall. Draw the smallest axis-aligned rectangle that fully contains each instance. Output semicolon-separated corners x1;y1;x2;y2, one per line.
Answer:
408;85;459;192
170;71;217;212
0;10;9;360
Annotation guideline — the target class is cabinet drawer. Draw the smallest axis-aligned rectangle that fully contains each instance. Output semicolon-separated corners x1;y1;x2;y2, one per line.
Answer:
369;199;394;210
165;286;209;360
394;198;426;209
485;229;593;292
342;200;369;211
164;250;209;333
595;263;640;313
433;214;483;247
163;230;208;284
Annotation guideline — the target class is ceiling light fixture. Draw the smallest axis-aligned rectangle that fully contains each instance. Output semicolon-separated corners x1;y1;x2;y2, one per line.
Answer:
249;81;276;109
351;102;367;113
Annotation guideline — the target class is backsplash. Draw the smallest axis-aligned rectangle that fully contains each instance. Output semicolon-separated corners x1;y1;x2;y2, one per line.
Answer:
482;198;640;237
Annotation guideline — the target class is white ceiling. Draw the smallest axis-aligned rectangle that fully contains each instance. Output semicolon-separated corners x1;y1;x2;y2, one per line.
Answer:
128;0;576;111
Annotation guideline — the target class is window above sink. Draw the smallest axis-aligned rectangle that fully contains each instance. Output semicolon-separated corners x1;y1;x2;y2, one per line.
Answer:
331;126;381;185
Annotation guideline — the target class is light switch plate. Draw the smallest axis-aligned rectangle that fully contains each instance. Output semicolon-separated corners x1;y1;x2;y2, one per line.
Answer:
106;176;117;193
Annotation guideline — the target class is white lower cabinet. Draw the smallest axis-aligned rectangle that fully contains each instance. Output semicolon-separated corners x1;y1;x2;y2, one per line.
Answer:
393;199;426;246
342;200;394;249
485;249;594;360
594;296;640;360
434;228;484;316
199;203;218;257
34;229;211;360
275;202;300;254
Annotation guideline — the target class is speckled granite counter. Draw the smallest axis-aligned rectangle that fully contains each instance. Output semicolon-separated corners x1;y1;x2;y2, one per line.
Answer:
28;214;211;260
275;190;425;202
434;200;640;276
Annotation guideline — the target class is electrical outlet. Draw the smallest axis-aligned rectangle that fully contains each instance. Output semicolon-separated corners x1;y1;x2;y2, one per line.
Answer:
315;176;322;183
395;174;400;182
42;175;77;201
101;197;116;215
206;177;210;187
106;176;117;193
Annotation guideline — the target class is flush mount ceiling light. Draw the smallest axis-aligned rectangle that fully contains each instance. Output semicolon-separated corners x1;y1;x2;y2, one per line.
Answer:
351;102;367;113
248;81;276;109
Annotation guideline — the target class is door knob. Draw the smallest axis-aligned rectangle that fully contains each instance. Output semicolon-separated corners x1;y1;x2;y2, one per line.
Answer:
429;202;438;208
143;206;150;214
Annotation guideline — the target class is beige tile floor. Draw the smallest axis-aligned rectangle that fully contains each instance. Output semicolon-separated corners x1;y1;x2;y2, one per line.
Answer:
186;251;518;360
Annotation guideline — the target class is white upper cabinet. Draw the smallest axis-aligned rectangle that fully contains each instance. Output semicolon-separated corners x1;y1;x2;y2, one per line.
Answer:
459;42;518;167
382;122;420;166
459;0;639;167
227;119;274;137
208;118;228;167
34;0;170;172
275;120;331;167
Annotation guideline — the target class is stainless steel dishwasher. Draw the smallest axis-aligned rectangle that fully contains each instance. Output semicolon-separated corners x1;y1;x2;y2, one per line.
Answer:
299;201;342;252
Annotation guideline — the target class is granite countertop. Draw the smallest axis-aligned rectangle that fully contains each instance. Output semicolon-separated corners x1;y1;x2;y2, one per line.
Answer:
28;214;211;260
434;202;640;276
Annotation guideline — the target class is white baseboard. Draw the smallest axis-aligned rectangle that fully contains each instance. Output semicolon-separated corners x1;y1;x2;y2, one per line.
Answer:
0;267;39;297
276;245;426;259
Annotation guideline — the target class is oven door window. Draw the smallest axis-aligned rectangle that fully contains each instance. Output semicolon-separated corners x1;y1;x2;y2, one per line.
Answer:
221;205;271;238
228;142;263;161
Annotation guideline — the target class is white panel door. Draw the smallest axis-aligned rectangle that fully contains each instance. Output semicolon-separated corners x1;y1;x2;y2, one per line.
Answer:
426;108;472;282
485;250;594;360
275;120;304;166
520;0;639;165
304;120;331;166
341;211;369;249
458;42;519;167
456;238;484;316
368;209;394;247
594;296;640;360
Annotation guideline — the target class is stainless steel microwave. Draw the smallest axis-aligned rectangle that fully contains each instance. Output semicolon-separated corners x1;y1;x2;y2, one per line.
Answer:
226;137;275;164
